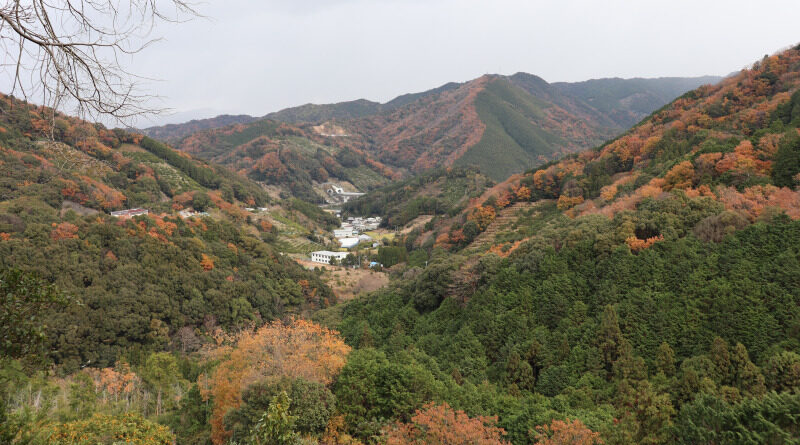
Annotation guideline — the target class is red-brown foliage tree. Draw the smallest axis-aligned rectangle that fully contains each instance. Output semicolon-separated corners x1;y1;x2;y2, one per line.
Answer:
383;402;509;445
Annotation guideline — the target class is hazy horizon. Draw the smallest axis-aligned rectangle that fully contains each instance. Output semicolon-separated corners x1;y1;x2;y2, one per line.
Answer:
142;72;728;128
3;0;799;127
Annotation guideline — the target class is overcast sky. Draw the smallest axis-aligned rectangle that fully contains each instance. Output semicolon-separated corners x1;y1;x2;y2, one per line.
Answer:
111;0;800;125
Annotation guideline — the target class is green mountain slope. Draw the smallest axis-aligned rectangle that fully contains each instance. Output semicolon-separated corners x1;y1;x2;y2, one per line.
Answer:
176;119;395;202
553;75;724;127
140;114;257;145
456;77;614;180
264;99;383;123
148;75;717;191
0;94;333;370
342;167;493;228
316;45;800;444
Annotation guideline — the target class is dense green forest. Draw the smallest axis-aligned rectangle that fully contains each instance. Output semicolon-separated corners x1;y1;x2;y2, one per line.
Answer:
323;215;800;443
327;47;800;444
456;78;607;181
343;167;492;227
0;93;332;371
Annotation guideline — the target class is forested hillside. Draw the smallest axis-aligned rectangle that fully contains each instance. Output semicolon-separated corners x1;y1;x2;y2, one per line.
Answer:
551;75;723;128
141;114;258;145
342;167;493;228
174;119;397;202
330;75;714;181
0;94;333;372
312;45;800;444
263;82;462;123
152;75;716;188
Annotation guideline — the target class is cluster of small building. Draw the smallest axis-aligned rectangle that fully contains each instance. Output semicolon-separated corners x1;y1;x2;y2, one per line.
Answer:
343;216;381;232
310;215;383;264
335;216;381;249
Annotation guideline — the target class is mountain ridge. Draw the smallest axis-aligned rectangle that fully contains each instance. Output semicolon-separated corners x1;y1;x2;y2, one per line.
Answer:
142;73;719;141
153;73;720;187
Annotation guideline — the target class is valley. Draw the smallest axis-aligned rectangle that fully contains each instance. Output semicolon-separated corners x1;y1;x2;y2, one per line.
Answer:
2;21;800;445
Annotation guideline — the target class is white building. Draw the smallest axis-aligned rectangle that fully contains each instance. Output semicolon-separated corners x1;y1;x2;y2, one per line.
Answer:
110;208;148;219
339;237;359;249
334;229;357;238
310;251;349;264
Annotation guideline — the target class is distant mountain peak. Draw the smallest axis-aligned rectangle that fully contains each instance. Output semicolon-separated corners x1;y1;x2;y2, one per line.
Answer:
147;72;723;190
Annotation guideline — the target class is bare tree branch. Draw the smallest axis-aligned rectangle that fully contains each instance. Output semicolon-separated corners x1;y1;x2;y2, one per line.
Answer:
0;0;197;124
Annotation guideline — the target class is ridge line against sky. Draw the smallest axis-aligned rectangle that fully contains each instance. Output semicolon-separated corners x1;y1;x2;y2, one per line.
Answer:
3;0;798;127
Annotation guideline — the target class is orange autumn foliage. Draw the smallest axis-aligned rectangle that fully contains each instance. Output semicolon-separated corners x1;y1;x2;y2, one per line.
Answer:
383;402;509;445
663;161;695;191
51;222;79;240
495;191;513;209
79;175;126;210
85;362;140;403
488;240;526;258
200;254;214;271
321;414;364;445
515;185;532;201
259;219;273;232
201;318;350;445
557;195;584;210
684;184;715;198
172;191;195;207
532;419;603;445
449;229;466;244
626;235;664;252
209;191;248;220
600;185;618;201
717;185;800;220
468;205;496;231
434;232;452;249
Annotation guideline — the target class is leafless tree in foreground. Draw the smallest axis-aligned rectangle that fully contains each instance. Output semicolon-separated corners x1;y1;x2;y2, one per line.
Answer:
0;1;197;123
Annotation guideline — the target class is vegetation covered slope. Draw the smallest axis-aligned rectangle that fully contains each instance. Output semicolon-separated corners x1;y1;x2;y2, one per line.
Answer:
552;75;723;128
0;94;332;370
152;75;717;190
454;77;617;180
175;119;397;202
268;74;716;181
431;46;800;254
314;45;800;444
264;99;383;123
141;114;258;145
304;74;718;181
342;167;493;228
263;82;464;124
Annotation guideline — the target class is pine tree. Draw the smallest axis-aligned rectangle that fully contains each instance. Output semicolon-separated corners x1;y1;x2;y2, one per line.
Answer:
656;342;676;377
